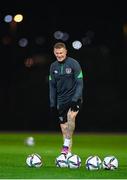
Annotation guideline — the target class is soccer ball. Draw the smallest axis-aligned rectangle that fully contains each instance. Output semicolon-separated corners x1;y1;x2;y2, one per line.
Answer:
102;156;118;170
25;137;35;146
85;155;102;170
67;154;81;168
26;153;42;167
55;154;68;168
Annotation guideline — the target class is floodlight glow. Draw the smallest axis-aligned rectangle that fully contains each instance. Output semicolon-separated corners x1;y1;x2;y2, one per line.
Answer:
72;40;82;50
14;14;23;22
4;15;13;23
54;31;64;40
18;38;28;47
61;32;69;41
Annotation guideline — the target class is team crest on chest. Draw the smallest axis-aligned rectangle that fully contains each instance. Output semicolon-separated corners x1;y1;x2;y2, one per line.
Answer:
65;68;72;74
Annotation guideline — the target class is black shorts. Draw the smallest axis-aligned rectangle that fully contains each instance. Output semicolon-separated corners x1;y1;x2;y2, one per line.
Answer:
58;100;82;124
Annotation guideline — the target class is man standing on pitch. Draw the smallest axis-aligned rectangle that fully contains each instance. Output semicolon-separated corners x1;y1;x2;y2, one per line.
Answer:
49;42;83;155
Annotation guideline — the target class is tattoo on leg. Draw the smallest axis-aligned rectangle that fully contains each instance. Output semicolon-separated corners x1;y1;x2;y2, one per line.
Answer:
66;115;75;139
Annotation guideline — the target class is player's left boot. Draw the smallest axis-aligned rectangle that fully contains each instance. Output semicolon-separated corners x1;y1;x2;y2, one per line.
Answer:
61;145;69;155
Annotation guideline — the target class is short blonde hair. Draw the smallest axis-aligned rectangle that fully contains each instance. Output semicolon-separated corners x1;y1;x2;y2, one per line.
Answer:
53;42;67;49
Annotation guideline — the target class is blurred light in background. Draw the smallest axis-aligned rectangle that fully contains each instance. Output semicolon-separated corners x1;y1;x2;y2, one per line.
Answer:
18;38;28;47
1;13;96;55
2;36;12;45
4;15;13;23
14;14;23;23
53;31;69;41
81;30;94;46
53;31;64;40
82;36;91;46
72;40;82;50
123;23;127;36
61;32;69;41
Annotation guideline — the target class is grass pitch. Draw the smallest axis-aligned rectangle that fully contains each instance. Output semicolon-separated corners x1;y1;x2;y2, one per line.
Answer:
0;132;127;179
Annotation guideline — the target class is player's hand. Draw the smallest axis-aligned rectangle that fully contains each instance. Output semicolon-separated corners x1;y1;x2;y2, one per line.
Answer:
70;101;80;112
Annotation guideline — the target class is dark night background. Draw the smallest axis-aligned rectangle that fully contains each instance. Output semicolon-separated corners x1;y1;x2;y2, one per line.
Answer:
0;0;127;132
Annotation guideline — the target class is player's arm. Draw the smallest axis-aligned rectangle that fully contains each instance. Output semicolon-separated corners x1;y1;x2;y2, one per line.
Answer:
72;61;83;102
49;64;57;108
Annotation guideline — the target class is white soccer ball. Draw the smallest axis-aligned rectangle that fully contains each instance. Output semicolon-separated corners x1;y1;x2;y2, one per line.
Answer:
26;153;42;168
55;154;68;168
102;156;118;170
67;154;81;168
25;137;35;146
85;155;102;170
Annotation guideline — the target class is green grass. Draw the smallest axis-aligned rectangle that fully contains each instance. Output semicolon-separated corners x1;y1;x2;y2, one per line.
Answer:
0;132;127;179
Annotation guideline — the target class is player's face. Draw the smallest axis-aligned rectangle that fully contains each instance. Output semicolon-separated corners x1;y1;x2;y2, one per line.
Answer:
54;48;67;62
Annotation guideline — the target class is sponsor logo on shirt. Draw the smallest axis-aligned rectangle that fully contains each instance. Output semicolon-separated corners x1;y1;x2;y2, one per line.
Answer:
54;70;58;74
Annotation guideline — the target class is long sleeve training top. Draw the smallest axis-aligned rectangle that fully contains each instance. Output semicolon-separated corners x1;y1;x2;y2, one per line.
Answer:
49;57;83;109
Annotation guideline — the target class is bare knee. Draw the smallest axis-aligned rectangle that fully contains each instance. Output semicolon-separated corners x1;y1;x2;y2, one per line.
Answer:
67;110;78;120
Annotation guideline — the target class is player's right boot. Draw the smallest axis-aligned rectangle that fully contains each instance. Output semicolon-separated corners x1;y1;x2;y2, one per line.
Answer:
61;145;69;155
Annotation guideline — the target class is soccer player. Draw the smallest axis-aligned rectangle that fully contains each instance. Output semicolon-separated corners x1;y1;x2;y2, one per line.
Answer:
49;42;83;155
